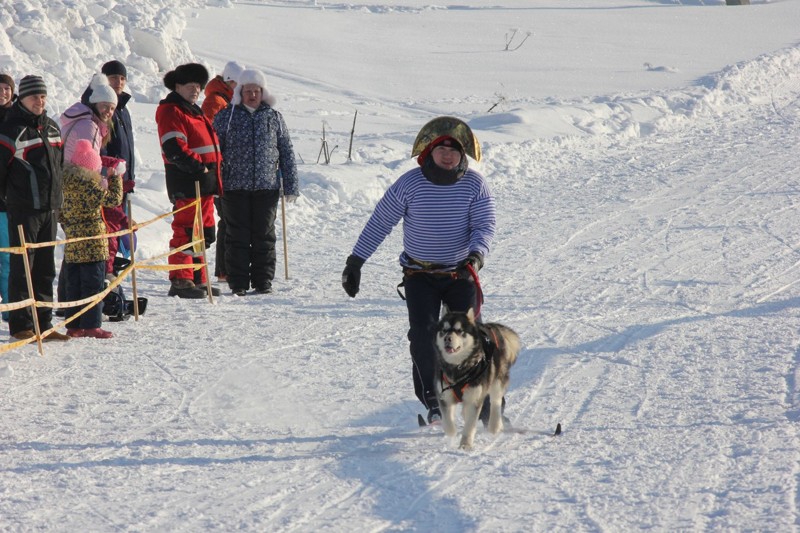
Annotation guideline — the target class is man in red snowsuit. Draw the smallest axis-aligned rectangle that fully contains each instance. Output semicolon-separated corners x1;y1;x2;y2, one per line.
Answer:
155;63;222;299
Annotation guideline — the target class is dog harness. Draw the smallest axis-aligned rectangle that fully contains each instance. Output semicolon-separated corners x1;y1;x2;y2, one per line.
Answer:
440;326;502;402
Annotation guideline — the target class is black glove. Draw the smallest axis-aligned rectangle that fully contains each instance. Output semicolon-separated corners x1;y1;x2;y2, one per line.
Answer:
342;254;365;298
459;252;484;271
457;252;483;279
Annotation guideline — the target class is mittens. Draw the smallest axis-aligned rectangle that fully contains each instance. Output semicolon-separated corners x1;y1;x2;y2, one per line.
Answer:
342;254;365;298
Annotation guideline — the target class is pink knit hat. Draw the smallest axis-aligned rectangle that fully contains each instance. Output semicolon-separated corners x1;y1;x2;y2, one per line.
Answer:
70;139;102;172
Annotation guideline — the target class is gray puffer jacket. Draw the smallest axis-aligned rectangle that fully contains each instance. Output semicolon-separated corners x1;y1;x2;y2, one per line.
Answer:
213;103;298;195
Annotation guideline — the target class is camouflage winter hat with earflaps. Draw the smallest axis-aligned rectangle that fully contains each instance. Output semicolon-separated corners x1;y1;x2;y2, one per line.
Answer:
411;116;481;163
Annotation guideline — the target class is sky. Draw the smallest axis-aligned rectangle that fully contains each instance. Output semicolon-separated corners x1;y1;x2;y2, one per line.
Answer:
1;0;800;531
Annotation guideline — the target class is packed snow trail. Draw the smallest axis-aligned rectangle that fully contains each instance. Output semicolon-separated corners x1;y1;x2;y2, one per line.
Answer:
2;0;800;530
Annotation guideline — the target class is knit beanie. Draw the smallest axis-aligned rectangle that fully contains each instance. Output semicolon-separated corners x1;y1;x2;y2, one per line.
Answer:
70;139;102;172
163;63;210;91
101;60;127;78
0;74;14;94
17;75;47;100
222;61;245;83
88;73;118;105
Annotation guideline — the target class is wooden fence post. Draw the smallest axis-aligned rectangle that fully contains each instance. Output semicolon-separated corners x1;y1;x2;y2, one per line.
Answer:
17;225;43;355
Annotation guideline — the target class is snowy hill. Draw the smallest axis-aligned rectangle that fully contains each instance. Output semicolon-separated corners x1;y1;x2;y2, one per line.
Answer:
1;0;800;530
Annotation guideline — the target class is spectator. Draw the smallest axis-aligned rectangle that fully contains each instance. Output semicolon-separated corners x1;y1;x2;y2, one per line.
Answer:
60;139;123;339
155;63;222;299
213;68;298;296
57;74;122;314
61;73;118;160
0;73;16;322
202;61;243;121
0;75;70;341
82;60;137;277
0;73;15;119
203;60;244;285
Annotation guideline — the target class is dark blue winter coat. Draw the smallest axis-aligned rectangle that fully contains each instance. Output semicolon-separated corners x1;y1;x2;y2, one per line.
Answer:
213;103;298;195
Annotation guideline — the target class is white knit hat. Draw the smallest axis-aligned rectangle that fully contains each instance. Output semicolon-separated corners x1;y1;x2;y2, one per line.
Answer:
232;69;277;107
222;61;245;83
88;73;117;105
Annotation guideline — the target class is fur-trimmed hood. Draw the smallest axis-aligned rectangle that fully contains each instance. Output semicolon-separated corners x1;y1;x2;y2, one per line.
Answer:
231;69;277;107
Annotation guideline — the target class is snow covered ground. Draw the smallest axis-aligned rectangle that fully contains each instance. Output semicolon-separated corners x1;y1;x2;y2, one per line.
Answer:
2;0;800;530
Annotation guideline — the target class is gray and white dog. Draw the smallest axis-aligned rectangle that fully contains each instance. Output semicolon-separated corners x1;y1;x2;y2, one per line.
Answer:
434;306;521;450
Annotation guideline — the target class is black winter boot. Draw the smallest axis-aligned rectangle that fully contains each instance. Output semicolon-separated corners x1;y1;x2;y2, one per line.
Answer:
168;279;206;299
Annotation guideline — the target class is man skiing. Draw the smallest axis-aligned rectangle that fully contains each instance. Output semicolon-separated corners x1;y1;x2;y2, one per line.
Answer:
341;116;496;424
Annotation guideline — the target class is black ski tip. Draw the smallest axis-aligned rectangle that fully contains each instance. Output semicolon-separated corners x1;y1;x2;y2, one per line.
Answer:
554;423;562;436
417;414;427;427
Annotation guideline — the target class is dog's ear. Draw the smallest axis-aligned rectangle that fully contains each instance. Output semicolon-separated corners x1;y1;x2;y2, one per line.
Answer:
441;304;451;318
466;308;475;323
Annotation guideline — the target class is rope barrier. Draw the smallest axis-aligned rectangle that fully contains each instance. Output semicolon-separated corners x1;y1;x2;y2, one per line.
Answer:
0;195;209;355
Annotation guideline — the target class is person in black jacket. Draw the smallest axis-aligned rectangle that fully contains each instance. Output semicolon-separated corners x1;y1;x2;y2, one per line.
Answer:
0;75;69;341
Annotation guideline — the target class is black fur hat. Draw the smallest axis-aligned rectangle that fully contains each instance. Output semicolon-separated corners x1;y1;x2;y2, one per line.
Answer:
163;63;209;91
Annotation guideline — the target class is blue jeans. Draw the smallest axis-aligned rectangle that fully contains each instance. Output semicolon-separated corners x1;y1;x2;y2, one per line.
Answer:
63;261;105;330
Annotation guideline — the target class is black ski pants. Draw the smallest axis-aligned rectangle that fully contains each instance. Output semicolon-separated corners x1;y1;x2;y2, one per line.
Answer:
213;196;226;278
7;209;57;335
403;272;477;411
222;190;280;292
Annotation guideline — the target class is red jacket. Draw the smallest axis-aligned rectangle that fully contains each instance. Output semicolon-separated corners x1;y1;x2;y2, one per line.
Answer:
201;76;233;122
156;91;222;201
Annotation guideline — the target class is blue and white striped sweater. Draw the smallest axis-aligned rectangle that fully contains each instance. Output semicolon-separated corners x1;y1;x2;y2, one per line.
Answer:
352;167;496;268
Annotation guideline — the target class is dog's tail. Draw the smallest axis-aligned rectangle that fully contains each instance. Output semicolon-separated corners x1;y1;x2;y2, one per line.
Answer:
496;325;521;366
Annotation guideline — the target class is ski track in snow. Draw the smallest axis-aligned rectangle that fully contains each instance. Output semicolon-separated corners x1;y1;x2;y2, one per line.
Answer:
1;94;798;532
4;78;799;532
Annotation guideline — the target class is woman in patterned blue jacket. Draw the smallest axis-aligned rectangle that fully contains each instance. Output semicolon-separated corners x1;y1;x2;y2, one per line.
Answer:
341;117;497;425
213;69;298;296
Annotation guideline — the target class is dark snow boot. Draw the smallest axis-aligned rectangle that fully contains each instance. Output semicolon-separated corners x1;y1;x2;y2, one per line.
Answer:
168;279;206;299
196;284;221;296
